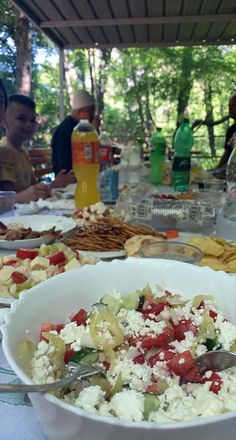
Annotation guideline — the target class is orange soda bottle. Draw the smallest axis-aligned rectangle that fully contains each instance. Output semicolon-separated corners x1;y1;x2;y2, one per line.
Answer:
71;112;101;209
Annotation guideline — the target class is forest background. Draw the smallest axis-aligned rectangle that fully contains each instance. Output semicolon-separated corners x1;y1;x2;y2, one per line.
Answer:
0;0;236;168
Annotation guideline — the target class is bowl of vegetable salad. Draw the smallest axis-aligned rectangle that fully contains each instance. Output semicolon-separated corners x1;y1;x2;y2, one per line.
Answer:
2;259;236;440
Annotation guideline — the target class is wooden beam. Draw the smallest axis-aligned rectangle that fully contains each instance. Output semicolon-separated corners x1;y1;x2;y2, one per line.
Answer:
40;14;236;29
63;38;235;50
10;0;63;47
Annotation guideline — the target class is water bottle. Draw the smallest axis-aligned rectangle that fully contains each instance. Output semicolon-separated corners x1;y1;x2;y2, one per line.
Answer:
118;146;129;187
128;143;141;185
216;142;236;240
149;128;166;185
172;118;194;192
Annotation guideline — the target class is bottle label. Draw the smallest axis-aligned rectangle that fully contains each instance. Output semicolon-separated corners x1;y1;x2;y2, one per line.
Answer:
72;141;100;164
130;201;153;221
99;169;119;203
172;157;191;172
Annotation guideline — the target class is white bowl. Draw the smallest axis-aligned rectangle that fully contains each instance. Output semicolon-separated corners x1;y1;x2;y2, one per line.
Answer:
2;259;236;440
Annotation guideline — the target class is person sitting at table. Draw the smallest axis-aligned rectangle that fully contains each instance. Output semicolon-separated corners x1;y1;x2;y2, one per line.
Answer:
51;89;99;175
0;94;74;204
215;94;236;174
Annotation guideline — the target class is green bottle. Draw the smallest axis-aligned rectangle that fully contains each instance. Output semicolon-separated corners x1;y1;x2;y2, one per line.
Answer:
149;128;166;185
172;118;194;192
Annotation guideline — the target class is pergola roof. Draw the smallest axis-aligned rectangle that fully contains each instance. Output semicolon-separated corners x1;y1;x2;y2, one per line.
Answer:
10;0;236;49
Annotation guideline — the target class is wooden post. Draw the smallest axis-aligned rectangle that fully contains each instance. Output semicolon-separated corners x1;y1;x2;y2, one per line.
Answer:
59;48;65;121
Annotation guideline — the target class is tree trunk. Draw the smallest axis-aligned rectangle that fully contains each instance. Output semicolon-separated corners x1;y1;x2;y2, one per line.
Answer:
97;49;111;118
64;51;76;108
88;48;111;130
15;12;31;95
204;81;216;157
129;59;146;139
176;47;194;127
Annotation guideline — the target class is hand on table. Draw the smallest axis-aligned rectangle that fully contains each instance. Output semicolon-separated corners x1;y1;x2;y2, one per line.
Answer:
15;183;51;204
51;169;75;188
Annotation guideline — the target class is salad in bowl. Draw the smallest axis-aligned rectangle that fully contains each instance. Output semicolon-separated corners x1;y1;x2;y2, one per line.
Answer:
2;259;236;440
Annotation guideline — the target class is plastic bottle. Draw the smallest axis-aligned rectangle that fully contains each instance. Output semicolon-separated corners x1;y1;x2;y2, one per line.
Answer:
149;128;166;185
118;146;129;187
216;142;236;240
226;138;236;193
99;132;113;172
128;143;141;185
172;118;194;192
71;112;100;209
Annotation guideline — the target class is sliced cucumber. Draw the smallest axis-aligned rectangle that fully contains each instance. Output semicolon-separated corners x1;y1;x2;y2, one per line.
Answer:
144;393;160;420
100;295;122;315
121;290;142;310
70;347;100;365
88;302;108;319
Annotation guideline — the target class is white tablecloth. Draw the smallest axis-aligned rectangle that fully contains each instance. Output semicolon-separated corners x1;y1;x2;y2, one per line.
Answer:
0;344;48;440
0;206;74;439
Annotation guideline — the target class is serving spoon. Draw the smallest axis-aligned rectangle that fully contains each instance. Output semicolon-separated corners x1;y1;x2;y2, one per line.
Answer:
195;350;236;374
1;351;236;393
0;362;103;393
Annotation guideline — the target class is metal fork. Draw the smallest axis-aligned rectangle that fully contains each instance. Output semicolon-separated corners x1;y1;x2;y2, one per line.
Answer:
0;362;103;393
195;350;236;374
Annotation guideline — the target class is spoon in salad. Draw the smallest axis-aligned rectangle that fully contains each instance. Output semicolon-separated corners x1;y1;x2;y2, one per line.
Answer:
195;350;236;374
0;362;104;393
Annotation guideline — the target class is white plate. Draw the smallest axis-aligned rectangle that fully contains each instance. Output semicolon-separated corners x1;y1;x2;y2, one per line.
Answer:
53;183;76;193
78;249;127;259
0;215;76;250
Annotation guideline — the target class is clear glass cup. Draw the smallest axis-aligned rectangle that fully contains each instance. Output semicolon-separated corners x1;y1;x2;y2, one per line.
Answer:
139;241;203;264
0;191;16;216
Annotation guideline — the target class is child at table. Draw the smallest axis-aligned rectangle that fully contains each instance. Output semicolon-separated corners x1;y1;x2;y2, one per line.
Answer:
0;94;74;203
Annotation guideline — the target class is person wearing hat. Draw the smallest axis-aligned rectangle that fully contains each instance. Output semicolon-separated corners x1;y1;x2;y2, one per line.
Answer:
51;90;97;176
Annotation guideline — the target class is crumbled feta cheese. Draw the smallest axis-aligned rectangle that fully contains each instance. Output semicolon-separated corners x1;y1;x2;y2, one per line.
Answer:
110;390;144;421
217;321;236;350
30;287;236;425
75;386;105;413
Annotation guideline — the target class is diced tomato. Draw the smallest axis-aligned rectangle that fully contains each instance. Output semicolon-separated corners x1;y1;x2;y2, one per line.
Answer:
167;350;195;376
64;349;75;364
141;327;174;349
3;259;17;266
147;345;176;366
70;308;87;326
164;290;173;296
133;353;145;365
201;371;223;394
48;251;66;265
128;336;142;347
58;264;65;273
103;361;110;371
165;230;179;239
40;322;64;341
181;365;202;383
141;301;170;317
173;319;198;342
16;248;39;260
145;383;160;395
197;300;205;310
209;310;218;321
10;271;28;284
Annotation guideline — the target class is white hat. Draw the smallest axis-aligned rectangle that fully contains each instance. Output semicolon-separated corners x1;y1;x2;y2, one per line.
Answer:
72;90;95;110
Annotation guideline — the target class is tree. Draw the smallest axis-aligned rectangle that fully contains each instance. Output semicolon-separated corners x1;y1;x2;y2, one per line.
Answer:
15;11;31;95
176;47;194;126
